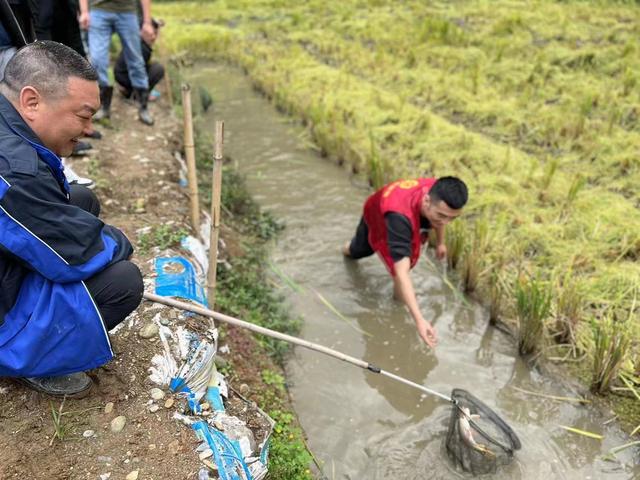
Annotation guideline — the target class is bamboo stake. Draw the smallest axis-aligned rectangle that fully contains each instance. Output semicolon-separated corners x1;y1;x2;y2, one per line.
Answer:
181;84;200;231
207;121;224;307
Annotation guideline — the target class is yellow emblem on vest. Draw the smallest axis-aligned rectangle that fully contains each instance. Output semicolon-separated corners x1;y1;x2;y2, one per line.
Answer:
382;179;418;198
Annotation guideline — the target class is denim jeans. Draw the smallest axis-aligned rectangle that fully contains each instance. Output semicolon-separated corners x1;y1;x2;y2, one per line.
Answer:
88;9;148;90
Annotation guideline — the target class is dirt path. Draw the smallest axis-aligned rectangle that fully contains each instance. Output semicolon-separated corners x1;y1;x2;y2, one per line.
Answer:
0;89;280;480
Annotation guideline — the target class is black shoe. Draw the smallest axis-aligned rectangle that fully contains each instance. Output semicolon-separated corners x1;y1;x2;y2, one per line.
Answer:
133;88;154;126
18;372;92;398
71;140;92;156
85;129;103;140
94;86;113;121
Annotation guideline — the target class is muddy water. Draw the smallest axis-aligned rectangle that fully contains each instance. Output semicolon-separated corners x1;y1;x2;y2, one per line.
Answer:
188;64;639;479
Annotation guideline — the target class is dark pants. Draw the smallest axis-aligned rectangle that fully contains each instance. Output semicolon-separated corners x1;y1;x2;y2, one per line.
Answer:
70;185;143;331
33;0;86;57
115;60;165;97
349;216;375;259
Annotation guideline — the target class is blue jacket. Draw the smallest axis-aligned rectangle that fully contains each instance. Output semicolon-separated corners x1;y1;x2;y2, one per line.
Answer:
0;93;132;377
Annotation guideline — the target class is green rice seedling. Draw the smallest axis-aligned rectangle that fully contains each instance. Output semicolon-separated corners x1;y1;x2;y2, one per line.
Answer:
444;219;466;270
590;314;632;394
515;274;552;356
553;270;584;344
565;174;586;208
461;218;489;293
622;66;636;96
488;268;505;325
368;130;385;188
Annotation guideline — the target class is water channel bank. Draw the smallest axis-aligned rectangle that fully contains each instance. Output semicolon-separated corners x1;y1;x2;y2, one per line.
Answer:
188;62;639;479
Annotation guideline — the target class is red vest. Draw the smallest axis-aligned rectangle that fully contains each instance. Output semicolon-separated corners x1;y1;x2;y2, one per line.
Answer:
363;178;436;275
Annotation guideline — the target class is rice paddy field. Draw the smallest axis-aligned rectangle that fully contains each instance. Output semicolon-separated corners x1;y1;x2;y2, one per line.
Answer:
155;0;640;420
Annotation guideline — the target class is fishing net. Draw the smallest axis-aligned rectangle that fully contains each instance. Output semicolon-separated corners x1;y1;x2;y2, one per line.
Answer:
445;388;521;476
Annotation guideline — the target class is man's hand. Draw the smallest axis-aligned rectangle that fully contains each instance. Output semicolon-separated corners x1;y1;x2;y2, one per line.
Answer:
416;318;437;348
435;243;447;261
141;22;156;45
78;11;90;30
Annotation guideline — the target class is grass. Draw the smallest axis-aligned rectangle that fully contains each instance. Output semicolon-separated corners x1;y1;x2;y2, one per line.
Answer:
155;0;640;412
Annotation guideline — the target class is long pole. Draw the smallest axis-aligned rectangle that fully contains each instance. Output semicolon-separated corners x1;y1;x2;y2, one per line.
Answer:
181;84;200;231
207;121;224;307
142;292;452;403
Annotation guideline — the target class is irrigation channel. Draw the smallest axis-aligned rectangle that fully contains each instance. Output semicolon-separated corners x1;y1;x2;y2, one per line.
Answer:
188;64;639;480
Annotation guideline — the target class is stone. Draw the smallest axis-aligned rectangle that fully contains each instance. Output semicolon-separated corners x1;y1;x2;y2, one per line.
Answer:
139;323;158;339
110;416;127;433
148;404;160;413
125;471;139;480
99;474;111;480
168;439;181;455
198;448;213;460
82;430;95;438
164;398;175;409
239;383;250;396
214;357;228;369
97;456;112;463
150;388;165;401
104;402;114;414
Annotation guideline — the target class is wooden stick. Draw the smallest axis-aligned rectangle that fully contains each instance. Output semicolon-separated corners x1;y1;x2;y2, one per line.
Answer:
181;84;200;231
142;292;453;403
207;121;224;307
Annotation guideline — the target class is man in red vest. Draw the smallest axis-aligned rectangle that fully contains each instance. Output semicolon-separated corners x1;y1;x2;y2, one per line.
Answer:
343;176;468;348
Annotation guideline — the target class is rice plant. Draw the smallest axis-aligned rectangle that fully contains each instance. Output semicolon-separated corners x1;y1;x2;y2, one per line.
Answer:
515;274;552;356
461;218;489;293
591;314;632;395
444;219;467;270
553;272;584;344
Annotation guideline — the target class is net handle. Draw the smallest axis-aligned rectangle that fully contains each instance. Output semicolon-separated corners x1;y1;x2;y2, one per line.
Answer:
144;293;454;403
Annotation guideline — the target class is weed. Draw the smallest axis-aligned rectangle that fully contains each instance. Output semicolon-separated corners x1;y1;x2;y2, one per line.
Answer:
515;274;552;356
49;398;69;445
137;224;188;254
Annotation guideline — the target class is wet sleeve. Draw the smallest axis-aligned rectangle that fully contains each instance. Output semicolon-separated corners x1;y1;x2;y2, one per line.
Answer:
385;212;413;263
0;166;133;283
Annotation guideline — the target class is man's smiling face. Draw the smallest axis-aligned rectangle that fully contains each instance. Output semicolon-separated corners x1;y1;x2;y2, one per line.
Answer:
27;77;99;157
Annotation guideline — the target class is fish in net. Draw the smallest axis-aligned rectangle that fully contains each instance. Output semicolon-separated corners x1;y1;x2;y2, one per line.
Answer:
446;388;521;475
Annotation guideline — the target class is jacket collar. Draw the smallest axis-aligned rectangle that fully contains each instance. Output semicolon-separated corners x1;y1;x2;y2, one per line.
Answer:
0;93;43;145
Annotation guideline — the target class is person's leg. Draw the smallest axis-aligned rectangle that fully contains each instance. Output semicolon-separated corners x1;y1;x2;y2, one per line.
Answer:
147;62;165;92
114;51;133;98
114;13;148;90
113;12;154;125
343;216;375;259
85;260;144;331
69;184;100;216
87;9;113;87
88;9;115;120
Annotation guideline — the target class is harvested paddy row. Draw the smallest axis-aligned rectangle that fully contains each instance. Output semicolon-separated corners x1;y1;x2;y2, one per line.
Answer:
246;2;640;204
157;0;639;405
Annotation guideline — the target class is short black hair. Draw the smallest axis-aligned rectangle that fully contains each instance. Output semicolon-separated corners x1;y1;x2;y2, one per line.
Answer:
1;40;97;101
429;176;468;209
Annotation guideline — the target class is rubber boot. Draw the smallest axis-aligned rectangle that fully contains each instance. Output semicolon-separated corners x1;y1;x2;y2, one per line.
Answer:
18;372;93;398
94;85;113;121
134;88;154;126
